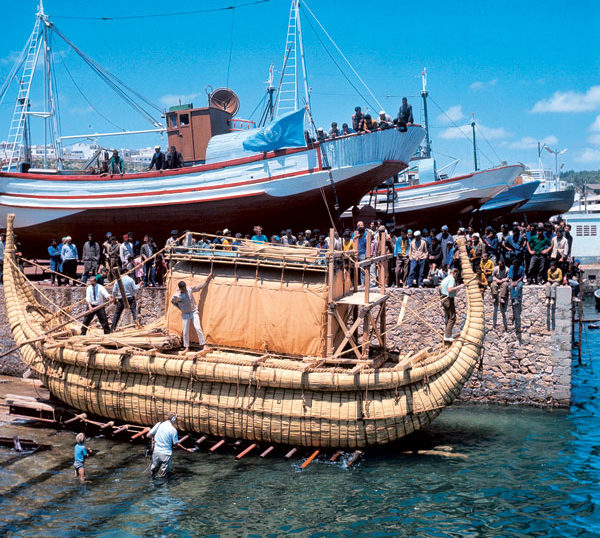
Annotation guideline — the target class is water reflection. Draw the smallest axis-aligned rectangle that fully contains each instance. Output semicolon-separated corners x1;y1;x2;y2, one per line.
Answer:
1;300;599;536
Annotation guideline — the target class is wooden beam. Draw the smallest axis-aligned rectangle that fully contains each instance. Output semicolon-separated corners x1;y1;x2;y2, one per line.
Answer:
260;446;274;458
236;443;257;459
210;439;225;452
356;253;393;267
301;450;320;469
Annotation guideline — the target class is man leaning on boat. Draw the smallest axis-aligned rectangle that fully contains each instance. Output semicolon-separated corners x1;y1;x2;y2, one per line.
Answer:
146;412;192;478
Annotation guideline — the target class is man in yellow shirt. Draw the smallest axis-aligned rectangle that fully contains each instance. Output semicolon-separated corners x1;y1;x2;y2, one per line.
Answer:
545;259;563;304
479;252;495;288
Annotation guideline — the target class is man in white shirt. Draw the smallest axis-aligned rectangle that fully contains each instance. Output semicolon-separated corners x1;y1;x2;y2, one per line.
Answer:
119;235;134;269
440;267;464;342
146;412;192;478
81;274;112;335
171;273;212;353
111;273;139;331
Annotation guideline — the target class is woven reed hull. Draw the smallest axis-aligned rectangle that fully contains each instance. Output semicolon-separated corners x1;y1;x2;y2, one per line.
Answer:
4;215;484;449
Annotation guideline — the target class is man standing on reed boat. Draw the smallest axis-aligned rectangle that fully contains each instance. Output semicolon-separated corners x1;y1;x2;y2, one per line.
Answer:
171;274;213;353
111;272;139;331
440;267;464;342
81;274;112;335
147;412;192;478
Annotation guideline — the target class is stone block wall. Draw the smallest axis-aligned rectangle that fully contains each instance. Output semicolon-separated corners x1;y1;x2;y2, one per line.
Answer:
384;285;572;407
0;284;572;406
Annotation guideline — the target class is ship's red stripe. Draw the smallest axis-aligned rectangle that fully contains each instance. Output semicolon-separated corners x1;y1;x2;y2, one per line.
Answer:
0;168;315;200
0;190;262;211
372;164;519;194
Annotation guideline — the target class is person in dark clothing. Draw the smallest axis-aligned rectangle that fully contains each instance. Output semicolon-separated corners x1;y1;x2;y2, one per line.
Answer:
329;122;340;138
361;114;377;132
148;146;165;170
82;233;101;283
398;97;414;125
527;226;551;284
108;149;125;174
141;236;156;286
352;106;364;132
47;239;63;286
166;146;183;169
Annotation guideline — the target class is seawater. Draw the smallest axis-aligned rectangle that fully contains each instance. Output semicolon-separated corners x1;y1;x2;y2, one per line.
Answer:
1;300;599;537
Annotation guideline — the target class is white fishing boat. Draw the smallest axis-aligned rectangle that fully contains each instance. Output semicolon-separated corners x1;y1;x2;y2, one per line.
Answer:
0;1;424;253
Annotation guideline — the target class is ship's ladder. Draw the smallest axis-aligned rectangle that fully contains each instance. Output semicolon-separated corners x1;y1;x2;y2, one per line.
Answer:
275;0;299;118
6;14;43;170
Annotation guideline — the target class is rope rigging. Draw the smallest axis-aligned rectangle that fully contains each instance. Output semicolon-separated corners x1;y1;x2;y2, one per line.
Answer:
51;24;164;127
428;95;495;168
51;0;271;21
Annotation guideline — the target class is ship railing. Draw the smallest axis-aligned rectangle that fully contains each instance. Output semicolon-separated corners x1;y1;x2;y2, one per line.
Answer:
318;127;421;169
166;232;357;273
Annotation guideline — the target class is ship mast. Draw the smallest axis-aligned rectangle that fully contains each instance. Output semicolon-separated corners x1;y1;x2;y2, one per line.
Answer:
275;0;310;119
471;113;479;171
420;68;431;159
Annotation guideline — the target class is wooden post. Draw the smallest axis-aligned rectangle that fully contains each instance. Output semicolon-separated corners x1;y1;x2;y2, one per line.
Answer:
578;299;583;366
364;230;372;304
326;228;335;357
379;229;387;355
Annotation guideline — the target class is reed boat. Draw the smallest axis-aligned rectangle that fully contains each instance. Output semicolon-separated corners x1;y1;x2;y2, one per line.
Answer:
3;214;485;448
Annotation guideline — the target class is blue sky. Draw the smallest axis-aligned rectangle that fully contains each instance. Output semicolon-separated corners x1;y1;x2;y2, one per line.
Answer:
1;0;599;174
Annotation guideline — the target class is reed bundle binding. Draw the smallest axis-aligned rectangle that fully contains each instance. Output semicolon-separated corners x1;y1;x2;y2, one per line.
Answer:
3;214;485;448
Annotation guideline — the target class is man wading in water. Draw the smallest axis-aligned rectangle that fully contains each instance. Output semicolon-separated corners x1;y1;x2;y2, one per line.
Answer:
171;273;213;353
146;412;192;478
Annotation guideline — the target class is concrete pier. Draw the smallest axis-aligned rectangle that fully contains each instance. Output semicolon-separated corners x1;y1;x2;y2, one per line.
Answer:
0;284;573;406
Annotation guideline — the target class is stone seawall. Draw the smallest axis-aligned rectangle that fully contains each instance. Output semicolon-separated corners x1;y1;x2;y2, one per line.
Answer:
0;284;572;406
384;286;572;407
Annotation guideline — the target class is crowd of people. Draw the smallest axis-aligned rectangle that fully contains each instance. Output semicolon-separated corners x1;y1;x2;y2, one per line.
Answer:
86;145;184;175
310;98;415;142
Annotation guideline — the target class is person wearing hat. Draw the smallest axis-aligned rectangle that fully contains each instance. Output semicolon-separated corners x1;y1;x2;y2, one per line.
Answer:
407;230;428;288
378;110;392;128
165;229;180;249
101;232;113;267
527;226;551;284
107;235;121;276
316;127;328;142
470;233;486;272
221;229;233;250
352;106;364;132
81;274;112;335
82;233;100;283
148;145;165;171
166;145;183;169
119;234;134;269
108;149;125;174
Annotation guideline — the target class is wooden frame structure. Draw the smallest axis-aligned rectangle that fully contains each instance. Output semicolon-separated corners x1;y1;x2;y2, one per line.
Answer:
324;228;391;370
164;229;392;367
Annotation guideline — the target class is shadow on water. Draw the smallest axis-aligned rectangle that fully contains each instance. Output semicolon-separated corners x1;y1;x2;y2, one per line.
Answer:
1;298;599;537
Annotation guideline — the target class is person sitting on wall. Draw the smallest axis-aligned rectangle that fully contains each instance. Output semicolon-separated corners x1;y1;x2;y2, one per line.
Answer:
171;275;212;354
148;145;165;170
165;145;183;169
545;259;563;305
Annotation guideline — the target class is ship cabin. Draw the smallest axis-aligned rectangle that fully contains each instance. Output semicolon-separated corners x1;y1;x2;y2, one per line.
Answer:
164;229;392;368
166;88;256;165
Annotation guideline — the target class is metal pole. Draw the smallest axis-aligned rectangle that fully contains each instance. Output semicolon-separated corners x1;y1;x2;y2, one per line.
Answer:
296;1;311;112
471;114;478;171
421;69;431;159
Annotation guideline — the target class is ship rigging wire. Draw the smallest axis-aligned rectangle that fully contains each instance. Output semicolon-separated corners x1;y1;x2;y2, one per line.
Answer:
302;0;385;113
50;24;164;127
428;95;496;167
51;0;270;21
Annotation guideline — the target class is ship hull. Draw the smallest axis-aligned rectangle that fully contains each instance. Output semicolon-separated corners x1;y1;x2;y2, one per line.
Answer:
512;188;576;222
0;127;424;253
474;180;541;225
348;164;523;229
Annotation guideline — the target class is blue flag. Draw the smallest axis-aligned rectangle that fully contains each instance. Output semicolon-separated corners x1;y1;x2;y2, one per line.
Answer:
242;109;305;152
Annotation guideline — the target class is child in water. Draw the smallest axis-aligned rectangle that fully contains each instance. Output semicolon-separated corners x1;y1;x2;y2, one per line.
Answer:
73;432;91;482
